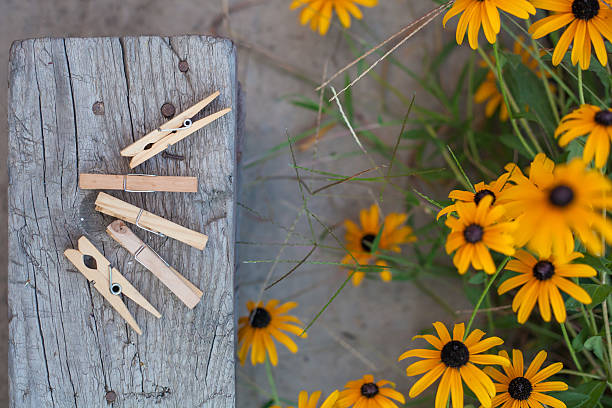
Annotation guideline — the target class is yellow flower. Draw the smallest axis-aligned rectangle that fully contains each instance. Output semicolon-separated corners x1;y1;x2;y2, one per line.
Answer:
271;390;340;408
437;172;512;219
555;104;612;168
499;249;596;323
443;0;535;49
485;350;568;408
445;196;516;275
529;0;612;69
290;0;378;36
399;322;510;408
342;204;416;286
503;153;612;257
475;38;555;121
337;374;405;408
237;299;306;366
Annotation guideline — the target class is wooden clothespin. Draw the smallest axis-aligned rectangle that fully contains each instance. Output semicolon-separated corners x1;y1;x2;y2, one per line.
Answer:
106;220;203;309
94;192;208;250
64;236;161;335
120;91;231;168
79;174;198;193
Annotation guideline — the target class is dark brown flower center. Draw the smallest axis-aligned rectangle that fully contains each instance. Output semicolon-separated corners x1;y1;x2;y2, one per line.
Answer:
360;383;379;398
249;307;271;328
463;224;484;243
533;260;555;280
595;110;612;126
549;185;574;207
441;340;469;368
361;234;376;252
508;377;533;400
474;189;496;205
572;0;599;20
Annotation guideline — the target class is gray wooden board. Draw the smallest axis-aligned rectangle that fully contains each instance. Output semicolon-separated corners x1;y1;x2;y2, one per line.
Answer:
8;36;237;407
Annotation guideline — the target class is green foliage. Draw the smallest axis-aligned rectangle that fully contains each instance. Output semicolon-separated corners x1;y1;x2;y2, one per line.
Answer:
556;381;607;408
246;7;612;407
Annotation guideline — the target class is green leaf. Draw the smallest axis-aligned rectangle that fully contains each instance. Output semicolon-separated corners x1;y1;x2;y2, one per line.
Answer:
468;271;486;284
572;328;589;353
584;336;605;361
556;381;606;408
503;53;556;135
566;138;585;161
582;62;610;105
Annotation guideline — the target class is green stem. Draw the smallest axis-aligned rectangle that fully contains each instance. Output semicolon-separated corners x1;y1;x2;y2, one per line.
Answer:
560;369;604;380
601;269;612;379
492;44;542;154
265;358;281;405
480;46;536;158
424;125;472;191
484;275;495;333
525;21;560;124
578;66;585;105
466;53;480;162
600;170;612;379
565;321;608;378
465;256;510;336
580;302;597;335
561;322;583;372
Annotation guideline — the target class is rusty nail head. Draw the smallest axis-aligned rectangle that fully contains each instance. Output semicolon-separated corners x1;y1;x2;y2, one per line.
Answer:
105;390;117;403
178;60;189;72
92;101;105;115
161;103;176;118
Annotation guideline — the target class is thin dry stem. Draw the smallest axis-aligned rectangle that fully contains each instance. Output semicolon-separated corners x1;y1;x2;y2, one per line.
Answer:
316;2;452;96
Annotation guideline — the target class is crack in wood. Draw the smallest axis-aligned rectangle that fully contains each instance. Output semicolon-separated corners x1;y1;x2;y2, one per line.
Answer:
9;36;237;407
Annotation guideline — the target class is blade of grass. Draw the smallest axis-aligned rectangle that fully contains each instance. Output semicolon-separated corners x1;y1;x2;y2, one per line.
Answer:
465;256;510;336
265;245;317;290
447;145;475;192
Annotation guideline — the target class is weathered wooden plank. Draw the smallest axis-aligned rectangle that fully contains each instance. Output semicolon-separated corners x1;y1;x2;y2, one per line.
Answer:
8;36;237;408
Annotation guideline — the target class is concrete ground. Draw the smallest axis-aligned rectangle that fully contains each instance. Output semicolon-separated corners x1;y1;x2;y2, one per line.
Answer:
1;0;471;406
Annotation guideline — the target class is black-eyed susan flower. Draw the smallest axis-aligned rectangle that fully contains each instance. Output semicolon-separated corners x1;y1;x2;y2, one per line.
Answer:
503;153;612;257
445;196;516;275
529;0;612;69
237;299;306;366
499;249;596;323
438;173;512;219
337;374;405;408
271;390;340;408
555;105;612;168
290;0;378;36
342;204;416;286
474;39;555;121
484;350;568;408
443;0;535;49
399;322;510;408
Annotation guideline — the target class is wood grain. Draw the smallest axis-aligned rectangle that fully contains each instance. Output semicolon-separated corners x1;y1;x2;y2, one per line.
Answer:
79;174;198;192
106;220;203;309
95;192;208;250
8;36;237;407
